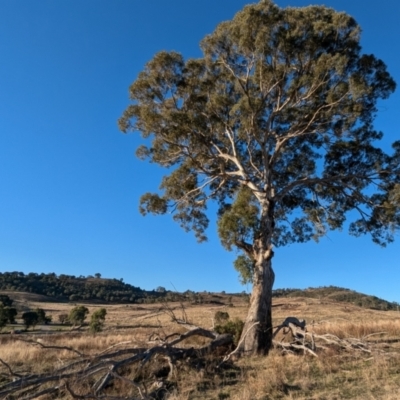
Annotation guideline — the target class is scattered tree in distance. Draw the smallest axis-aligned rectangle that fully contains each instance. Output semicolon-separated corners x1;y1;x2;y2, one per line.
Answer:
0;295;13;307
68;306;89;327
58;313;69;325
2;306;17;324
35;308;51;325
0;307;9;329
90;308;107;333
0;295;17;327
22;311;39;330
119;0;399;355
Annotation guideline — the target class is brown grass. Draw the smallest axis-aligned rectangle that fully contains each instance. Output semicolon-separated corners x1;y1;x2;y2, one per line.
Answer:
1;295;400;399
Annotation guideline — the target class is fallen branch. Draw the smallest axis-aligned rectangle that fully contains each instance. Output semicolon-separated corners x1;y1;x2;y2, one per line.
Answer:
273;317;375;357
13;337;86;357
0;357;23;378
0;322;232;399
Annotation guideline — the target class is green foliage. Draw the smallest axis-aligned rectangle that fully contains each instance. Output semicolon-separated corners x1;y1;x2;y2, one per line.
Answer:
0;297;15;329
233;255;254;285
22;311;39;330
0;294;13;307
35;308;51;324
68;306;89;326
218;187;259;251
215;318;245;345
214;311;230;324
90;308;107;333
2;306;17;324
119;0;399;288
0;306;9;328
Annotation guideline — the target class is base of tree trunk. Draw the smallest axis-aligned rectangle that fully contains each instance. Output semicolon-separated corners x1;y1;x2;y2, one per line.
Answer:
236;263;275;356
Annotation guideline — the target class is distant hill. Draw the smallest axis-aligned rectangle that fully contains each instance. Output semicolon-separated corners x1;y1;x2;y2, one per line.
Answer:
272;286;398;311
0;272;396;311
0;272;164;303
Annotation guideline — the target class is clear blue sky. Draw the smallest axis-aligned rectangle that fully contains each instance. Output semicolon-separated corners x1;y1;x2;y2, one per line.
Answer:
0;1;399;301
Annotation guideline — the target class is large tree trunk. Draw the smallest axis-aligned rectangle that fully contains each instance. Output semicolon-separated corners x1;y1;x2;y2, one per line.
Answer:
237;198;275;356
238;250;275;356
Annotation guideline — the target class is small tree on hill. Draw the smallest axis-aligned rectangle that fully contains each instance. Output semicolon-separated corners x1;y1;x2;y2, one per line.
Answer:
2;306;17;324
0;295;13;307
35;308;51;325
89;308;107;333
69;294;80;302
119;0;399;355
68;306;89;327
0;306;8;329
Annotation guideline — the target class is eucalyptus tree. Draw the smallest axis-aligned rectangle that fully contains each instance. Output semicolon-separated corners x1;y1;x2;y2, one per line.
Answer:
119;0;399;355
68;306;89;326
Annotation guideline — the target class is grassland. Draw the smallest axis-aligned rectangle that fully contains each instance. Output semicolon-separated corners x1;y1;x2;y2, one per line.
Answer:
0;293;400;399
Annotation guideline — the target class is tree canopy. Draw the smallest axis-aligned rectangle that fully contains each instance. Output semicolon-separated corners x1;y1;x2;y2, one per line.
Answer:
119;0;398;355
22;311;39;330
68;306;89;326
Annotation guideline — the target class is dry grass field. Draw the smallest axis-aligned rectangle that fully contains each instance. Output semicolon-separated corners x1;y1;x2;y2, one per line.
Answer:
1;293;400;399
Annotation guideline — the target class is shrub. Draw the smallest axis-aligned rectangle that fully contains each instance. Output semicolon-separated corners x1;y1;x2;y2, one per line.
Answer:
58;313;69;324
215;318;244;345
0;306;18;325
35;308;52;325
3;307;17;324
68;306;89;326
0;295;13;307
90;308;107;333
214;311;230;325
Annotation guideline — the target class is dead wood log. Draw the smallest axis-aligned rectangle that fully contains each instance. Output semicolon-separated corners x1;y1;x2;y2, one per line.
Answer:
272;317;306;339
272;317;375;357
0;321;233;399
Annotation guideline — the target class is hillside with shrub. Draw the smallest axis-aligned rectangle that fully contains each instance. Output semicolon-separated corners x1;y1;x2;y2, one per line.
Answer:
0;272;161;303
273;286;398;311
0;272;397;311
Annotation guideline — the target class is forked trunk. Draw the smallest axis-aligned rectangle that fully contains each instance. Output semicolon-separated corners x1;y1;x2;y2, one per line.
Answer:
237;252;275;356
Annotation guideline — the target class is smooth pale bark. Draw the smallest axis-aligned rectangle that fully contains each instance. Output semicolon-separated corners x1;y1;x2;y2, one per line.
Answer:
237;202;276;356
238;253;275;355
